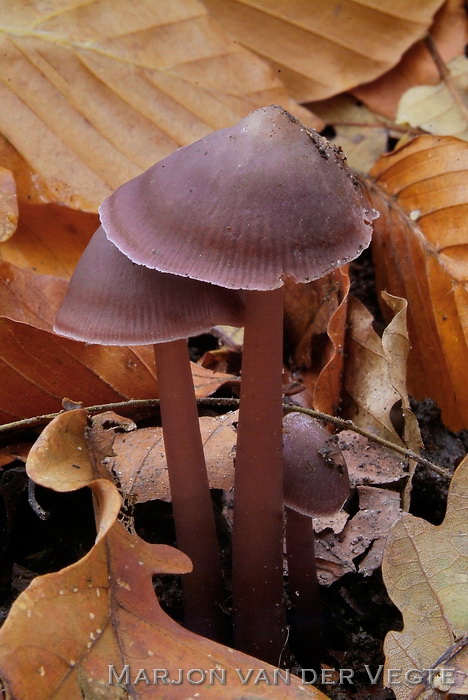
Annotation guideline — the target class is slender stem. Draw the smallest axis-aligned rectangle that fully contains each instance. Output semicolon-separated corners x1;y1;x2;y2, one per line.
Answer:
232;288;288;665
154;339;227;642
285;507;323;670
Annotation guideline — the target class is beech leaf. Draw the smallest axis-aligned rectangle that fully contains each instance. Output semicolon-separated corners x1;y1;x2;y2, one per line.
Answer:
368;134;468;431
0;264;236;423
0;0;317;212
382;455;468;700
204;0;446;102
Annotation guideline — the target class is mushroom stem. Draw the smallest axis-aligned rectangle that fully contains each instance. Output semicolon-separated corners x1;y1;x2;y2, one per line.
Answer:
154;339;227;642
232;287;288;664
285;507;323;670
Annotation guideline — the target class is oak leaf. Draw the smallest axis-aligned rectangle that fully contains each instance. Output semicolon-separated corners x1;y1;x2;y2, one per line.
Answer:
13;409;328;699
382;455;468;700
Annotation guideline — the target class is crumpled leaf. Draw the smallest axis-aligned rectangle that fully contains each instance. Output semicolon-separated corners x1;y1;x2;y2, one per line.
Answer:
338;431;407;487
368;134;468;431
284;268;349;415
315;486;401;585
0;264;237;423
0;167;17;242
344;294;422;449
397;56;468;139
353;0;468;118
14;409;327;699
0;0;317;212
204;0;446;102
382;455;468;700
343;293;422;508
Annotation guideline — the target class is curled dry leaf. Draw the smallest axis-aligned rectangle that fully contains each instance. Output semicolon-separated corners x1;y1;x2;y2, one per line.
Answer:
343;294;422;450
204;0;446;102
368;134;468;431
396;56;468;140
353;0;468;118
0;167;17;242
284;267;349;415
382;455;468;700
0;263;236;423
0;0;317;212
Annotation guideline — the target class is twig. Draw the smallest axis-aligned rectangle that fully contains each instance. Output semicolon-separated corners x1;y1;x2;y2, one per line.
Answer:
330;121;425;136
0;397;452;479
424;34;468;122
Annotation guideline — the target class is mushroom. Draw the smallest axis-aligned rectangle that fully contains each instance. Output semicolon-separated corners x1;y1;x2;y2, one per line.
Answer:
54;226;244;641
283;412;350;669
99;105;377;662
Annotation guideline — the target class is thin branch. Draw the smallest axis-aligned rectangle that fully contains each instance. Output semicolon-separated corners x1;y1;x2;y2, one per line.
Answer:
330;121;425;136
0;397;453;479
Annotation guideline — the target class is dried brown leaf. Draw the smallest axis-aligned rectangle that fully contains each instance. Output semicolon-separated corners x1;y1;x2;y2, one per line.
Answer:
204;0;445;102
344;294;422;449
0;0;317;212
104;411;238;503
382;455;468;699
353;0;468;118
315;487;401;585
368;134;468;431
338;431;407;487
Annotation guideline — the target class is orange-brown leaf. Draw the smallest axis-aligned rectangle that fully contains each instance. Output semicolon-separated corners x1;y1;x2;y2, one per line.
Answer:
0;264;236;423
368;135;468;430
0;0;318;212
204;0;446;102
284;268;349;415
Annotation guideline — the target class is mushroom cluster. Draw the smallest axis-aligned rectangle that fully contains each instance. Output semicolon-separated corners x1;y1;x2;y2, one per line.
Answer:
55;105;376;663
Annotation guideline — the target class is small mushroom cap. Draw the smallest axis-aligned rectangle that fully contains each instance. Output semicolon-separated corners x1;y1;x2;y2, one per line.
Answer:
54;227;244;345
283;412;350;517
100;105;376;291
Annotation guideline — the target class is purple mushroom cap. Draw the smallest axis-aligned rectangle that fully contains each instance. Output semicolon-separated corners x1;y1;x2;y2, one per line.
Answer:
54;226;244;345
100;105;376;291
283;412;350;517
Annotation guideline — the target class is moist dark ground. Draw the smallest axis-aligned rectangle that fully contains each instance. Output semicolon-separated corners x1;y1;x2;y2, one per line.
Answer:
0;248;466;699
